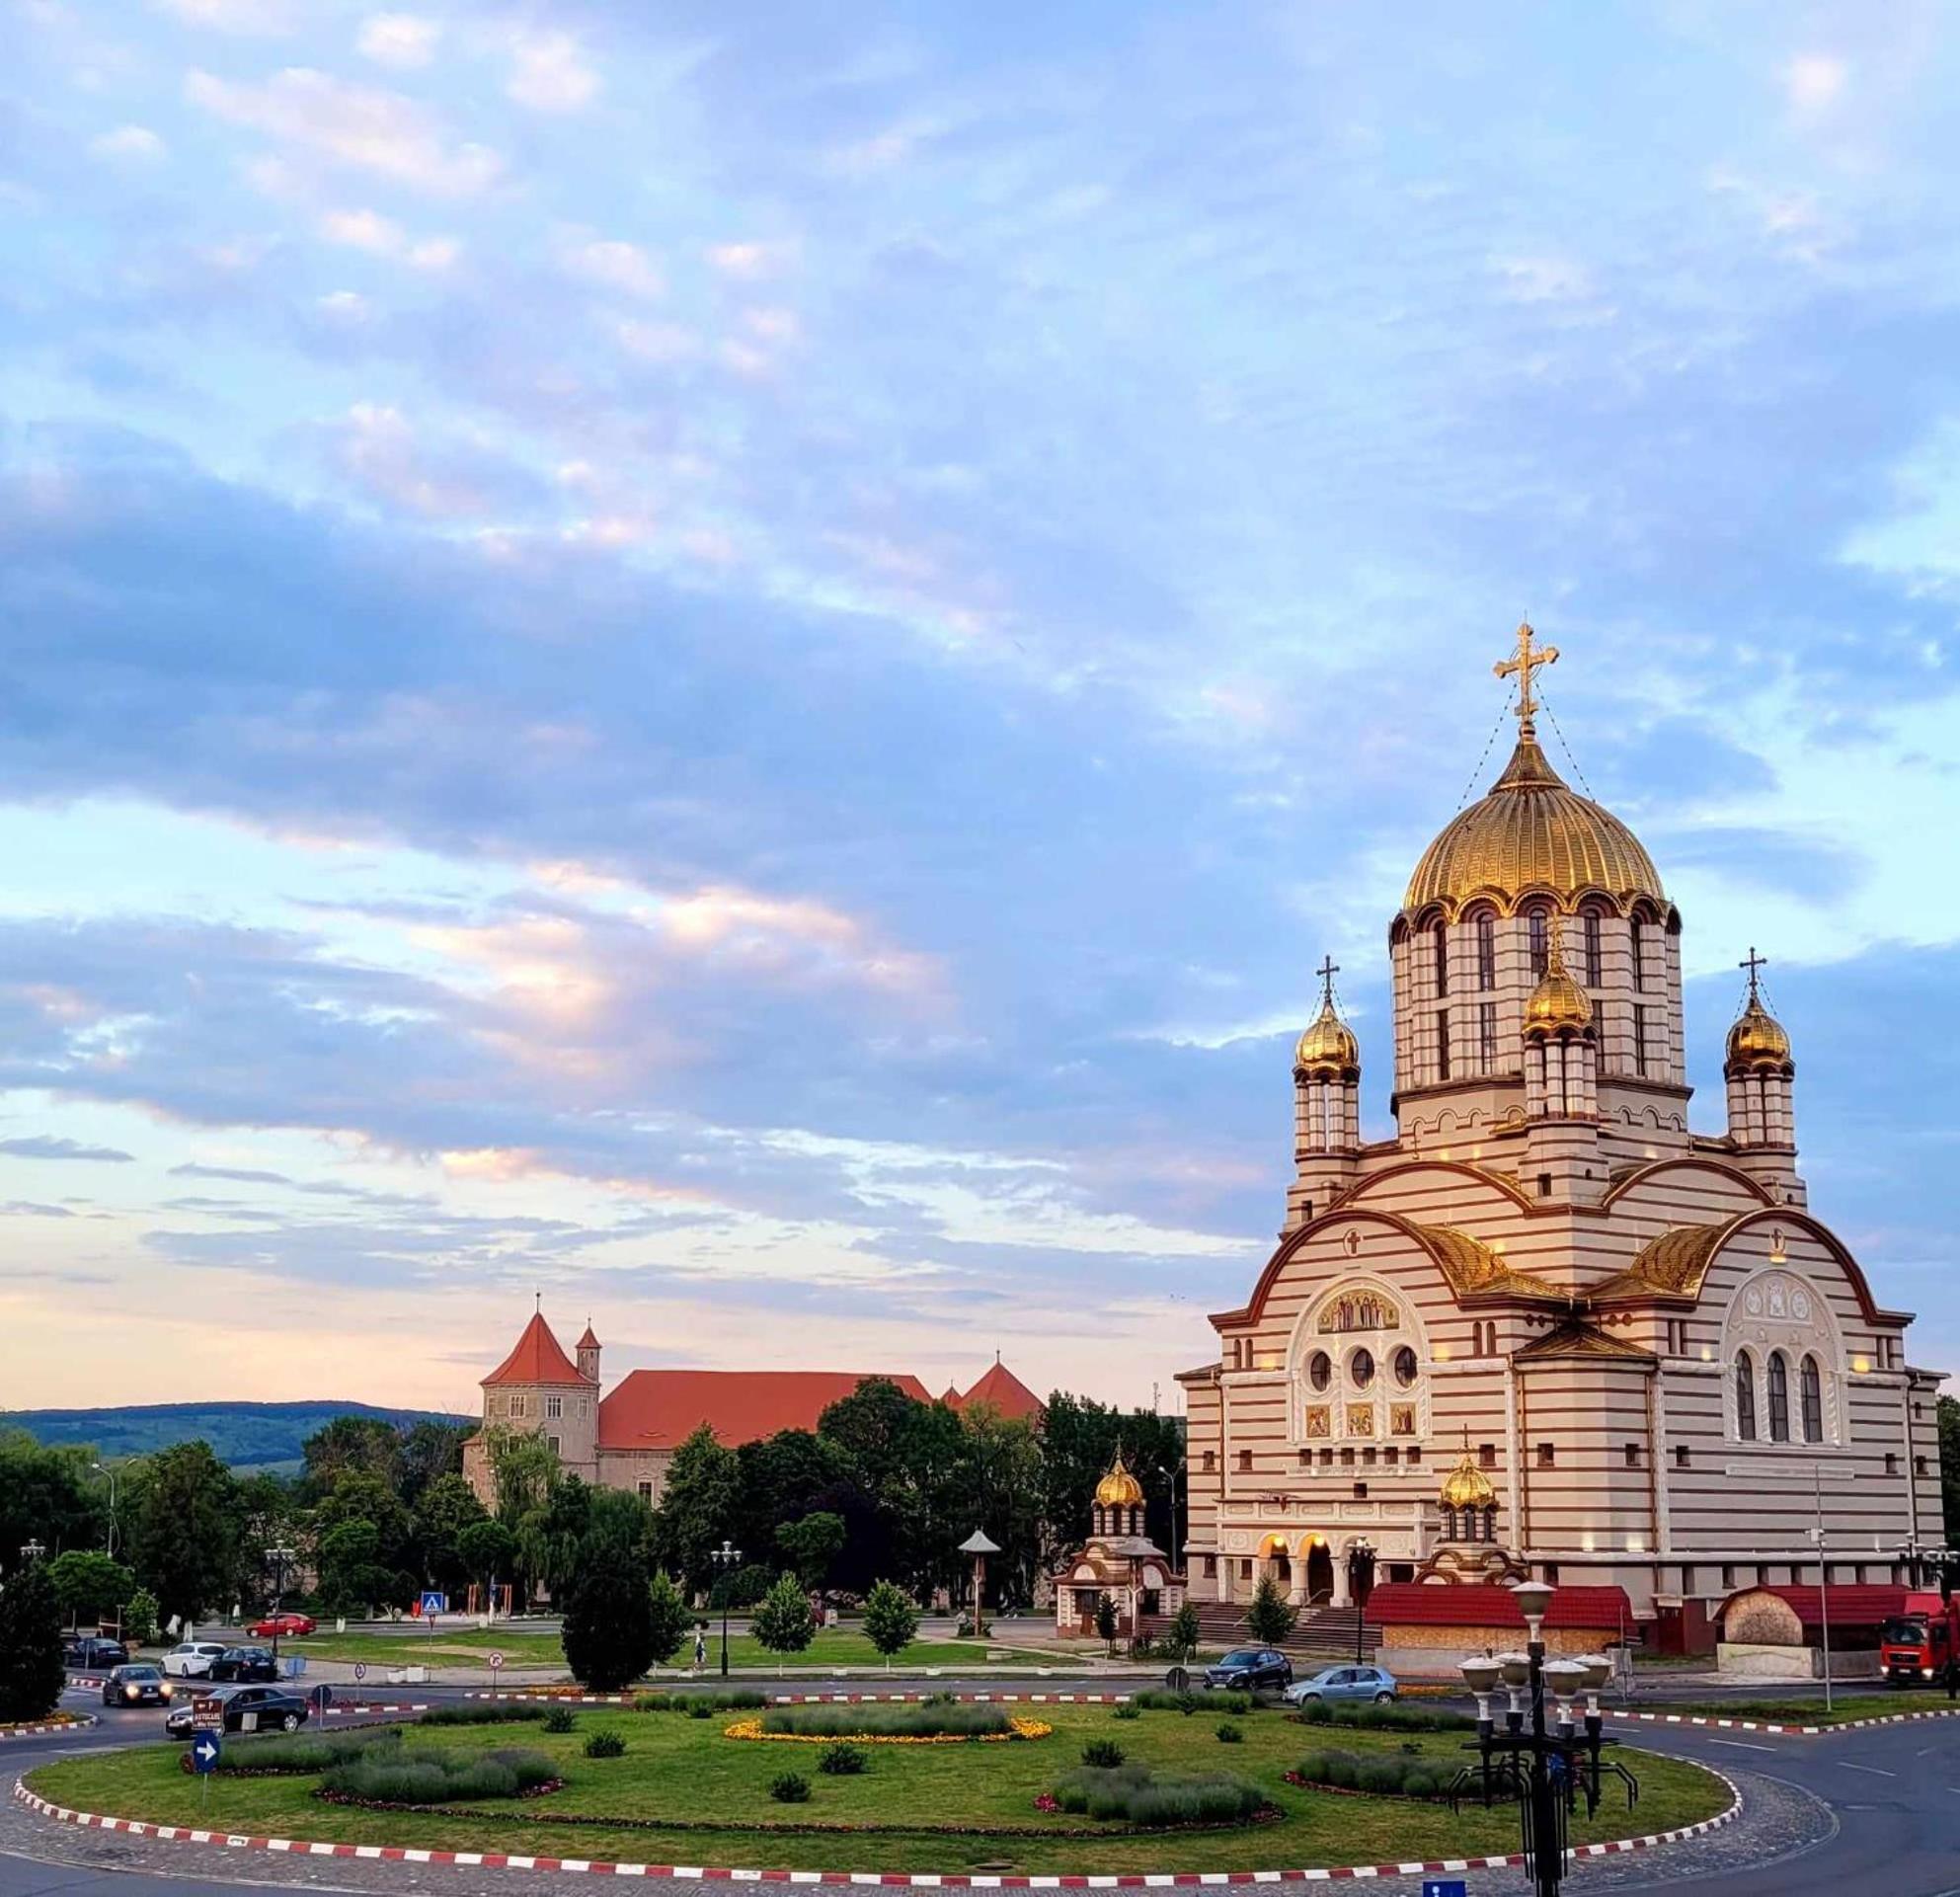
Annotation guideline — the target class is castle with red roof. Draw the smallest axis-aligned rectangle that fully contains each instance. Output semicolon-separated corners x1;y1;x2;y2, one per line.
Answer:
460;1309;1044;1509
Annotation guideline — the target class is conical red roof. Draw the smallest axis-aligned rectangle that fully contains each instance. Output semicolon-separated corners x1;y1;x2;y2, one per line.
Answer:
482;1311;592;1387
951;1361;1044;1421
576;1323;600;1350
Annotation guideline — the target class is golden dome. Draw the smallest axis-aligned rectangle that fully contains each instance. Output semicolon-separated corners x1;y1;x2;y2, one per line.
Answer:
1294;996;1360;1074
1095;1452;1144;1509
1726;994;1792;1069
1440;1449;1496;1512
1522;918;1594;1037
1403;733;1664;917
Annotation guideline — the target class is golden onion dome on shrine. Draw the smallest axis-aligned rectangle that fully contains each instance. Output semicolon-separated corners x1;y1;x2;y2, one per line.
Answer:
1726;958;1793;1070
1440;1449;1496;1512
1402;625;1663;918
1522;919;1595;1037
1095;1452;1144;1509
1294;996;1360;1074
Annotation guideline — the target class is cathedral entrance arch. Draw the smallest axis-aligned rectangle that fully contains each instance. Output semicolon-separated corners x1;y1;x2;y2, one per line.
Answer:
1305;1541;1333;1604
1258;1534;1292;1596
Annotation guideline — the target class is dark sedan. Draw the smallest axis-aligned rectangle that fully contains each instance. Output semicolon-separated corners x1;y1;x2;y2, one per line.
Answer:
102;1664;172;1707
164;1684;310;1737
1203;1645;1294;1692
63;1636;129;1671
208;1646;279;1683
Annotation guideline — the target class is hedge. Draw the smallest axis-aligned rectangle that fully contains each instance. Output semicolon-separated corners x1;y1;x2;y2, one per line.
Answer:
758;1702;1010;1739
1052;1763;1267;1826
323;1745;558;1803
1291;1748;1444;1798
1293;1699;1472;1733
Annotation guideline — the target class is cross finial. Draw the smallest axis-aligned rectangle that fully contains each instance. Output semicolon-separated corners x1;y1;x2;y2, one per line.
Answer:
534;1290;542;1313
1493;620;1560;734
1740;946;1767;1002
1316;954;1340;1008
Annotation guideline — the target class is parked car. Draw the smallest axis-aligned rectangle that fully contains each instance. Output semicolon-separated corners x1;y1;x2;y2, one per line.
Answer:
1203;1646;1294;1692
62;1636;129;1671
247;1612;316;1639
1284;1664;1399;1706
208;1646;279;1683
102;1663;172;1707
161;1641;230;1679
164;1684;311;1738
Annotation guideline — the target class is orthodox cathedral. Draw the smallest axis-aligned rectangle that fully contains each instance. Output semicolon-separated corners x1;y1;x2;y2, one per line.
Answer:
1180;626;1944;1626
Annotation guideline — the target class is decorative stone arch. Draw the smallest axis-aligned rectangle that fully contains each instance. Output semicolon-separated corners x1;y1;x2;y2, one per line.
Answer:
1602;1156;1778;1212
1343;1159;1536;1216
1287;1275;1433;1448
1721;1264;1848;1446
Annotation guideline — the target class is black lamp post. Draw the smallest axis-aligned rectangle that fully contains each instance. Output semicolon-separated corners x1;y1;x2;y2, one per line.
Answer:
1447;1581;1635;1897
710;1540;743;1678
1346;1539;1375;1664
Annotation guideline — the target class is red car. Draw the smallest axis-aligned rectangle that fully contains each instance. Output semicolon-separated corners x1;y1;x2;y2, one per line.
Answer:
248;1612;316;1638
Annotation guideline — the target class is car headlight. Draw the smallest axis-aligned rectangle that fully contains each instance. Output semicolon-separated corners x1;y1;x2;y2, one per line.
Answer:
124;1687;139;1699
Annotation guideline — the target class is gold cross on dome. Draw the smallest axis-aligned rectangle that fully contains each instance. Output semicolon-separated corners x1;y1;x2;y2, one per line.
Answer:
1316;954;1340;1007
1494;620;1559;732
1740;946;1767;1000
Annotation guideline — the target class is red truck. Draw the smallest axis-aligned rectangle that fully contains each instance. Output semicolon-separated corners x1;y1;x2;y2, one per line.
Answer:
1879;1590;1960;1687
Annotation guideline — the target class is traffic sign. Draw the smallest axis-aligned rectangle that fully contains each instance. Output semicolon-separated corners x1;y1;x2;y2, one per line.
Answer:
308;1684;335;1714
488;1650;505;1671
191;1732;222;1774
420;1590;447;1617
1422;1883;1466;1897
192;1695;223;1733
353;1662;366;1682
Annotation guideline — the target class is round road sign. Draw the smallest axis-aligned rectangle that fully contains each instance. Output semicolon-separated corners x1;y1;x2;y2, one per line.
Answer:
353;1661;366;1682
488;1649;505;1671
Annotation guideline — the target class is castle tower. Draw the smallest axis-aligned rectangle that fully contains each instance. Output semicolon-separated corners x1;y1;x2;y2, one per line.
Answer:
1287;955;1362;1228
576;1320;601;1385
1725;950;1802;1205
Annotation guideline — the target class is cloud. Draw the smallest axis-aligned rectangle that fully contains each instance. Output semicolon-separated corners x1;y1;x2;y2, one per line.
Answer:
356;12;439;70
563;238;665;301
184;67;502;197
708;242;792;280
327;403;528;518
171;1162;297;1185
320;207;404;253
89;125;168;164
1782;52;1847;115
155;0;296;32
507;32;598;113
0;1136;135;1163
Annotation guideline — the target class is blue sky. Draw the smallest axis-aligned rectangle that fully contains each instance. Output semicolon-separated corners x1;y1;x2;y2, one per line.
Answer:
2;0;1957;1412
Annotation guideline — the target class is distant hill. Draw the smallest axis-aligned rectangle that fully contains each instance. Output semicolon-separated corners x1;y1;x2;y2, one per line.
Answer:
1;1400;473;1473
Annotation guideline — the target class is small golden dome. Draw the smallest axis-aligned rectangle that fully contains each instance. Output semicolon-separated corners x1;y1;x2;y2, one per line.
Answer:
1294;996;1360;1074
1440;1450;1496;1512
1726;995;1792;1069
1095;1452;1144;1509
1403;734;1664;916
1523;920;1594;1037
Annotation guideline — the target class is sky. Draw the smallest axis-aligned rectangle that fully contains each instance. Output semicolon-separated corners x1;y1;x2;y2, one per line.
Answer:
2;0;1958;1416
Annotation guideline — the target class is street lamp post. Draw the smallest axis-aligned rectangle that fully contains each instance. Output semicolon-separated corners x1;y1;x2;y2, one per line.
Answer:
710;1540;743;1678
268;1544;295;1662
91;1462;118;1560
1152;1462;1183;1572
1346;1539;1375;1665
20;1539;45;1564
958;1529;1000;1640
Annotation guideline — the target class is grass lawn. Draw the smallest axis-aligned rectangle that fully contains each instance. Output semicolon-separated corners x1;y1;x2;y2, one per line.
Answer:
289;1627;1026;1675
26;1704;1730;1874
1665;1691;1960;1726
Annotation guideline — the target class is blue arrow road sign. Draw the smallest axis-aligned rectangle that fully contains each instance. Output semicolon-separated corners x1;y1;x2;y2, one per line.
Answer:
1422;1883;1467;1897
420;1590;447;1616
191;1732;221;1775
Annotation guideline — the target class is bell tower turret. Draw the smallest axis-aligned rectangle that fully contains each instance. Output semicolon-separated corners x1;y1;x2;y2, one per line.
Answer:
1287;955;1361;1229
1724;949;1803;1205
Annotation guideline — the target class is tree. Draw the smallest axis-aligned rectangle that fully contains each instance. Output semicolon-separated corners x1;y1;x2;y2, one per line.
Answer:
862;1579;919;1668
0;1431;106;1563
776;1512;846;1601
1940;1394;1960;1548
45;1550;134;1627
457;1518;517;1601
1039;1394;1185;1569
489;1430;559;1525
300;1416;401;1498
1167;1599;1202;1661
124;1588;159;1646
1094;1592;1119;1655
647;1569;690;1668
415;1472;489;1596
562;1539;655;1691
126;1442;239;1628
397;1419;473;1507
751;1570;817;1670
1245;1573;1296;1647
654;1426;741;1597
0;1563;64;1720
316;1518;386;1616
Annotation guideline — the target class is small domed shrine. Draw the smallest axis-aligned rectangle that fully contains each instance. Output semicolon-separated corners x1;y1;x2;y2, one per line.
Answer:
1054;1450;1186;1642
1180;624;1940;1639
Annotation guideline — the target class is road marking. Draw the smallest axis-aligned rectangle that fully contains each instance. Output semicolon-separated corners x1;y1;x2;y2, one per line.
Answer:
1706;1738;1778;1752
1841;1762;1897;1777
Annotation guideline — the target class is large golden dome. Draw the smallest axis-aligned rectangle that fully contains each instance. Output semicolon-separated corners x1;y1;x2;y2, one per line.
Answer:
1403;733;1664;918
1095;1452;1144;1509
1726;994;1792;1070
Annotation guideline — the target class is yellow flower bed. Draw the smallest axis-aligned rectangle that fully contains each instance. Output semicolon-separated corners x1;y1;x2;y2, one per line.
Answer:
723;1715;1054;1745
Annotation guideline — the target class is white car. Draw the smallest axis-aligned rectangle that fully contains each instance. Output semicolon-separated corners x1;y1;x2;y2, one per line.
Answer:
162;1641;229;1678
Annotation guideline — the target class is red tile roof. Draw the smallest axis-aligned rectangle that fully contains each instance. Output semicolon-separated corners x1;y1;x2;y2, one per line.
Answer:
576;1323;600;1350
1369;1583;1634;1632
950;1360;1045;1421
482;1312;594;1388
597;1370;933;1452
1715;1584;1912;1630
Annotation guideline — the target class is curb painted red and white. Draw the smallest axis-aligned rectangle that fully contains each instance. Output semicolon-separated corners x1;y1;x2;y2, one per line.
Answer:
463;1691;1137;1707
12;1767;1742;1885
1608;1703;1960;1739
0;1717;96;1743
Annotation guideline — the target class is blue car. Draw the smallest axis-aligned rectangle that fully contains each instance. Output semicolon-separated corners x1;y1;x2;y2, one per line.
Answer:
1284;1663;1398;1705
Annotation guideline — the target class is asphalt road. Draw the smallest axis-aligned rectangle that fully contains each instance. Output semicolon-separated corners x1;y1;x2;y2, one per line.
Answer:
6;1683;1959;1896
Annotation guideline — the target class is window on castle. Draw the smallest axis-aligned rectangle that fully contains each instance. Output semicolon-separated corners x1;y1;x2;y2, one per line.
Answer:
1767;1353;1790;1442
1350;1347;1375;1390
1528;908;1549;977
1479;1443;1497;1469
1476;913;1497;989
1392;1345;1418;1387
1308;1351;1331;1391
637;1481;653;1504
1408;1447;1422;1466
1800;1355;1823;1443
1477;1001;1497;1074
1297;1447;1311;1466
546;1394;562;1420
1536;1442;1555;1467
1202;1451;1215;1472
1582;909;1604;988
1318;1447;1333;1466
1363;1446;1377;1466
510;1395;526;1418
1203;1554;1216;1579
1735;1353;1757;1440
1384;1446;1399;1465
1236;1450;1253;1471
1633;1003;1651;1077
1433;919;1449;998
1624;1443;1640;1468
1435;1008;1451;1081
1630;913;1647;986
1886;1453;1898;1476
1917;1457;1929;1477
1675;1444;1689;1469
1353;1482;1368;1499
1340;1446;1355;1466
546;1434;561;1455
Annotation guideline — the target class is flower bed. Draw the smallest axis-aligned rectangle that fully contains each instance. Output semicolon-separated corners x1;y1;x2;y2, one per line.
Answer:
320;1745;560;1806
726;1713;1052;1746
1292;1699;1473;1733
177;1727;403;1778
1050;1764;1273;1828
1287;1749;1447;1799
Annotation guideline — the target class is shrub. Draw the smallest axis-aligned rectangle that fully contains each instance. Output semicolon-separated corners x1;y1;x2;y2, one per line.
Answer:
1134;1689;1249;1714
1356;1761;1402;1794
818;1740;867;1776
1215;1721;1242;1744
688;1702;713;1719
769;1770;812;1804
1112;1703;1140;1721
760;1702;1010;1740
1291;1749;1446;1799
1293;1699;1470;1733
1401;1770;1437;1797
325;1745;556;1804
220;1726;400;1774
421;1701;548;1727
862;1579;920;1661
635;1689;767;1713
583;1729;626;1759
542;1707;576;1734
1053;1763;1265;1826
1080;1738;1126;1769
1324;1755;1358;1789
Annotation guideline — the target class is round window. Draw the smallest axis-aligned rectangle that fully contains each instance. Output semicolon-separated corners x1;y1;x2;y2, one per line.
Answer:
1393;1345;1419;1388
1308;1351;1331;1392
1350;1347;1375;1390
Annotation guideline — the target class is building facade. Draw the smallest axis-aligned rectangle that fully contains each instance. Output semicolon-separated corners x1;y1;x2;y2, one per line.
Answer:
1179;626;1944;1626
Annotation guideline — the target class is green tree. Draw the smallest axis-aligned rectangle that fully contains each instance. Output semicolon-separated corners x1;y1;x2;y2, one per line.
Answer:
415;1473;489;1595
751;1570;817;1669
0;1563;63;1721
1039;1394;1184;1570
126;1442;239;1628
315;1471;414;1573
489;1430;559;1525
0;1431;106;1562
562;1537;654;1691
457;1518;517;1601
123;1587;159;1645
776;1512;847;1600
1245;1572;1296;1647
861;1579;919;1668
654;1426;741;1596
397;1419;473;1507
1939;1394;1960;1548
1167;1599;1202;1661
300;1416;402;1497
316;1518;385;1615
1094;1592;1120;1654
45;1549;134;1627
646;1569;690;1667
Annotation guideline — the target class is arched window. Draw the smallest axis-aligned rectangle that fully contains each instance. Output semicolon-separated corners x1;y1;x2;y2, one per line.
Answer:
1350;1348;1375;1390
1482;1505;1498;1543
1308;1351;1331;1392
1582;909;1604;988
1528;907;1550;977
1800;1355;1824;1443
1734;1353;1757;1441
1392;1345;1419;1388
1475;913;1497;990
1767;1353;1790;1442
1433;919;1449;998
1629;913;1647;987
1441;1505;1457;1541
